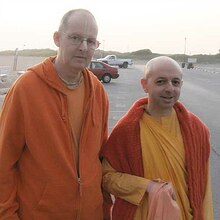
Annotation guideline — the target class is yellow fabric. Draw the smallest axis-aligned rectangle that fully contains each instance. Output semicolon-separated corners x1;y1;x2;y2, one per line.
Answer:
102;159;149;205
136;110;192;220
203;163;213;219
102;109;213;220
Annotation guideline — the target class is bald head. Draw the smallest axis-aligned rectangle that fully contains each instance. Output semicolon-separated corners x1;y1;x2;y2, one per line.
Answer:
144;56;183;80
58;9;98;33
141;56;183;116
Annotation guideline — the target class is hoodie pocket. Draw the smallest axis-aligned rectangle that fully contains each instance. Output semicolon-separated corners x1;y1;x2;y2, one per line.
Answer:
33;182;79;219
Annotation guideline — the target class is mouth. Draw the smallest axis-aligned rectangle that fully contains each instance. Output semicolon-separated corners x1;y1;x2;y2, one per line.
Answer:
75;56;86;59
161;96;174;102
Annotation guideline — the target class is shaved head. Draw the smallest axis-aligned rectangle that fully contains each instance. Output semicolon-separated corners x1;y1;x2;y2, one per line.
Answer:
144;56;183;80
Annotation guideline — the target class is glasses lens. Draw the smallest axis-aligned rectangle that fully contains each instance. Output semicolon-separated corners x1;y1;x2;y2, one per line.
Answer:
87;39;100;49
71;36;81;44
94;41;100;49
64;32;100;49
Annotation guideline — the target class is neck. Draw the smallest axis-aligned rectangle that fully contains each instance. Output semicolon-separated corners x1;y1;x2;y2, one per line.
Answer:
58;71;82;83
53;57;82;81
144;104;172;117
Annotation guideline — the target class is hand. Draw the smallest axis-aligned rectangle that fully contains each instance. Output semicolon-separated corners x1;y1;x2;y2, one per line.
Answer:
146;178;164;193
146;180;156;193
146;179;176;198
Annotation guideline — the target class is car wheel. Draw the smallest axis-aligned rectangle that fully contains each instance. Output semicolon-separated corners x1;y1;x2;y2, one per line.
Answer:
102;74;111;83
123;62;128;68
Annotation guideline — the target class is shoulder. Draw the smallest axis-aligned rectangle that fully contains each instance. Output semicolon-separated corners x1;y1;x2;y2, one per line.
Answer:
6;70;38;95
188;111;210;134
108;112;140;145
175;102;210;138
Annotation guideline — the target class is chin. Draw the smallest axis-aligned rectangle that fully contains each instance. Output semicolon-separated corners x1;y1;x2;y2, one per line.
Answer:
72;62;86;69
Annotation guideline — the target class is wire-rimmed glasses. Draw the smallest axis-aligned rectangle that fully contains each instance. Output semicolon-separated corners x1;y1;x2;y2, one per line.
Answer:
63;32;100;50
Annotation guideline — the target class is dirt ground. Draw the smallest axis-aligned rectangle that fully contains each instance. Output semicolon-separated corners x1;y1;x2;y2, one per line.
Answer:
0;55;46;94
0;55;46;71
1;54;220;94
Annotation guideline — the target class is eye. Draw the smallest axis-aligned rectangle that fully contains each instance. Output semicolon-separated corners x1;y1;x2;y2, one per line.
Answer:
156;79;166;85
172;80;181;86
87;39;96;45
71;35;79;39
69;35;81;42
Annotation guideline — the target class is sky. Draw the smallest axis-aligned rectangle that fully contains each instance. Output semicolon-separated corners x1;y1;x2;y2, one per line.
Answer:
0;0;220;55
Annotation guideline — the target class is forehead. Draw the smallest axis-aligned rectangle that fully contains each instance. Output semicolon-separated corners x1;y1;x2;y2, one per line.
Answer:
66;12;98;37
148;62;183;80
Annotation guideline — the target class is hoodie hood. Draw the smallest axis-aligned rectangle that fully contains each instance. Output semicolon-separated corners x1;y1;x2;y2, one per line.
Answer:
27;56;98;96
27;56;102;126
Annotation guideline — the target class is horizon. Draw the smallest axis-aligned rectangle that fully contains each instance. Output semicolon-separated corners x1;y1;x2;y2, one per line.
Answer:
1;0;220;55
0;48;219;56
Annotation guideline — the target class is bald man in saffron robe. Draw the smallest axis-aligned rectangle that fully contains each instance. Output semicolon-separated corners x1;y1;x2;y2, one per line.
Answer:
101;56;213;220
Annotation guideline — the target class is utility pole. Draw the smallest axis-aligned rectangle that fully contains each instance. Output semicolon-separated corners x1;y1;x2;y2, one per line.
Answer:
184;37;187;63
13;48;19;71
102;40;105;58
182;37;187;68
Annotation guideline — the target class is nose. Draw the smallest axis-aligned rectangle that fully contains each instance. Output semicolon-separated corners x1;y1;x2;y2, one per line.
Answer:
165;81;174;91
78;40;88;51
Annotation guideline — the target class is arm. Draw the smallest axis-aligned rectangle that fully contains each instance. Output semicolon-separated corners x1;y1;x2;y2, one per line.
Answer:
203;161;214;220
102;158;150;205
0;88;25;219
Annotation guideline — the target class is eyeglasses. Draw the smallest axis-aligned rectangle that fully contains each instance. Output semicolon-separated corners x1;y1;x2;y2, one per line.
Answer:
62;32;100;49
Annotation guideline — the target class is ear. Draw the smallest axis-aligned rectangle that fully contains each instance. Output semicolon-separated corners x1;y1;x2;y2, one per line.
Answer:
180;80;183;87
141;78;148;93
53;31;60;47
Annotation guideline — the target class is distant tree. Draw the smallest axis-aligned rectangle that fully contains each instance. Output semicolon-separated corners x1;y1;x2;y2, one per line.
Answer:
131;49;152;56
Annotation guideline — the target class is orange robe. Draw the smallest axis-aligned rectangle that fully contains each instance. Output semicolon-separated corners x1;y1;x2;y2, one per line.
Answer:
102;109;213;219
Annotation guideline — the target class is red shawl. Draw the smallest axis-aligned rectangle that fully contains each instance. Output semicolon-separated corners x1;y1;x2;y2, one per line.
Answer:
102;97;210;220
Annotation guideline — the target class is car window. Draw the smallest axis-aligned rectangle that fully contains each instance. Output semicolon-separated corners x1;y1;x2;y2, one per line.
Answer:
94;62;103;69
91;62;96;68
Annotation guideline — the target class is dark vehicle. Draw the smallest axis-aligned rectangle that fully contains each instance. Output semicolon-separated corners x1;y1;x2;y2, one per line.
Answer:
187;62;194;69
88;60;119;83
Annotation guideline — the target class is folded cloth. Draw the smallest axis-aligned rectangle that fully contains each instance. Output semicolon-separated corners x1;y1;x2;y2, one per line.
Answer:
147;179;180;220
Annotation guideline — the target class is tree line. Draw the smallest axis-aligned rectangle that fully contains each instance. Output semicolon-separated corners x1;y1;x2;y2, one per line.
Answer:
0;48;219;64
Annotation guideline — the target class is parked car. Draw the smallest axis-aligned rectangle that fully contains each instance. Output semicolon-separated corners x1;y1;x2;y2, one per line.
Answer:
97;55;133;68
187;62;194;69
88;60;119;83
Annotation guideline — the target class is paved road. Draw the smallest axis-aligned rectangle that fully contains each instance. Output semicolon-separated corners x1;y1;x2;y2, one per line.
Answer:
103;65;220;219
0;64;219;219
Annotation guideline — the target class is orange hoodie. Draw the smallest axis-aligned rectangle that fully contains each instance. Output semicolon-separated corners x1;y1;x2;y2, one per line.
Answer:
0;57;109;220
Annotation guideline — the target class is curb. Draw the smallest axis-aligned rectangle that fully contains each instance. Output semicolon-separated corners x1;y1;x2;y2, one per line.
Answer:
194;66;220;74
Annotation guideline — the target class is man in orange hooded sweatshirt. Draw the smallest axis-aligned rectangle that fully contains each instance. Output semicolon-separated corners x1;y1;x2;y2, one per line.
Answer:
0;9;109;220
102;56;213;220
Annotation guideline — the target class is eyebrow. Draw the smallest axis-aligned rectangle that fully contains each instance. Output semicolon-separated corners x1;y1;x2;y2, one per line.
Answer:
156;77;181;80
67;33;96;38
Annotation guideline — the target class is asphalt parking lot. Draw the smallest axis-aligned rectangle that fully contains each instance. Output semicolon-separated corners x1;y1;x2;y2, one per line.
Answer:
0;63;220;219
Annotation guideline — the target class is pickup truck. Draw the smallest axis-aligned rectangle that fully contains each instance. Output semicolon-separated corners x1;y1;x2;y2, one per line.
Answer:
97;55;133;68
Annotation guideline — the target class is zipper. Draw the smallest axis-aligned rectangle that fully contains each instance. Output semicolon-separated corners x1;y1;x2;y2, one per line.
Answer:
76;177;81;220
61;94;84;219
78;177;82;197
63;89;94;218
68;117;82;219
62;94;81;182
